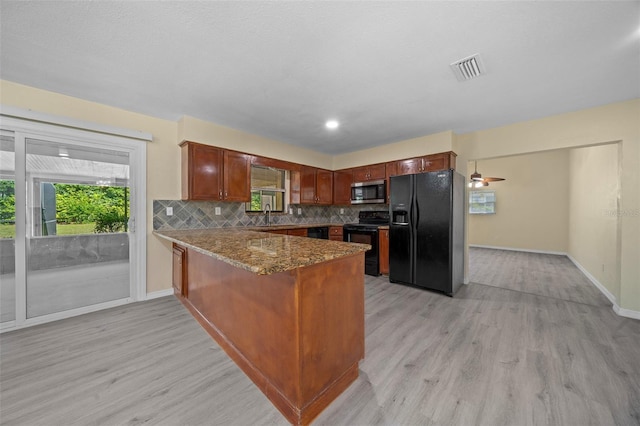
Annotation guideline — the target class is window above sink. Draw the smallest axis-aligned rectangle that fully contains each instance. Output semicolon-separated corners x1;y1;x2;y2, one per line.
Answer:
245;165;287;213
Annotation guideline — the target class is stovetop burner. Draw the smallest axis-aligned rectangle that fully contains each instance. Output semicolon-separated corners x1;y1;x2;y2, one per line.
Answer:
344;210;390;228
357;210;390;225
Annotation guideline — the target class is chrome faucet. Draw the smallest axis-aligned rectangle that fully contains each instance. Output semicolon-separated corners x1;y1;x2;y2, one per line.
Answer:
264;203;271;226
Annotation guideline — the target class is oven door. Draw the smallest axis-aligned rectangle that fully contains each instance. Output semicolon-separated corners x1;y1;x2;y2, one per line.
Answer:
343;225;379;276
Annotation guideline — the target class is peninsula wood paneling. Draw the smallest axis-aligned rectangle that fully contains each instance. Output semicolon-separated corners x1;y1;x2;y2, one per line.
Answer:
180;248;365;425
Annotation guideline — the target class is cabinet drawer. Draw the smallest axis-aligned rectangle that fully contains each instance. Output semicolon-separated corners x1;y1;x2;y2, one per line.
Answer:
329;226;344;237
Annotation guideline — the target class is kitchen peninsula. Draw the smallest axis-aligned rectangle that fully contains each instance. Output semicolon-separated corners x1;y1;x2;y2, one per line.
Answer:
154;228;370;425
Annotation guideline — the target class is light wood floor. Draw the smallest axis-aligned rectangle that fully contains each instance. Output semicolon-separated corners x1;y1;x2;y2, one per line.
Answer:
1;249;639;425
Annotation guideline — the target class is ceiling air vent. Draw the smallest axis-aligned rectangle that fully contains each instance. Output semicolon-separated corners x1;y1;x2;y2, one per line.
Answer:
450;54;485;82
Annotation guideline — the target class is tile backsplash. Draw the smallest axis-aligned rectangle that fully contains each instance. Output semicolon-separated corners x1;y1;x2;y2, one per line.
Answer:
153;200;387;230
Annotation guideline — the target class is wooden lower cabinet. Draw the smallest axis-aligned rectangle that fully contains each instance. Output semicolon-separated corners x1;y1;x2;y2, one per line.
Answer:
329;226;343;241
287;228;307;237
178;248;365;425
378;229;389;275
267;229;288;235
265;228;309;237
172;244;187;296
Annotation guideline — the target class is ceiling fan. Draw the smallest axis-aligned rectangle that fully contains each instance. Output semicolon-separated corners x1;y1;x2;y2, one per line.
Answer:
469;161;505;188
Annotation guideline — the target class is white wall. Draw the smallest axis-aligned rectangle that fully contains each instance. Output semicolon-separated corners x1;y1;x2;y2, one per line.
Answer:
568;143;621;302
2;79;638;313
456;99;639;313
468;150;570;253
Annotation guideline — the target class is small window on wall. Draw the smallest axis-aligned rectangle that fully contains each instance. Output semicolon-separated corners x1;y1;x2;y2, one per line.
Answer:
245;166;286;212
469;190;496;214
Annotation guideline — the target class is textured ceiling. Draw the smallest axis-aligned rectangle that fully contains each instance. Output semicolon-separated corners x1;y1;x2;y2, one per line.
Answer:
1;1;639;155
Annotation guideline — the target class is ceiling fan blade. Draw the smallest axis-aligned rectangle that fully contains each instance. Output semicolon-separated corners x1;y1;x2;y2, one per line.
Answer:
482;177;505;182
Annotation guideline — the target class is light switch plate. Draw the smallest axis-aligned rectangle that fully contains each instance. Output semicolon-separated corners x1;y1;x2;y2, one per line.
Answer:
340;208;345;214
215;207;221;215
166;207;173;216
289;208;293;215
297;208;302;215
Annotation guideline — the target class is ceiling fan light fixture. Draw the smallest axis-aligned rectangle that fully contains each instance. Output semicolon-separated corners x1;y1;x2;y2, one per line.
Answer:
469;160;505;188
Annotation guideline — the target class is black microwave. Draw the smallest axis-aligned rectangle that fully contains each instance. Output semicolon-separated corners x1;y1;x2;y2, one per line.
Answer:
351;179;386;204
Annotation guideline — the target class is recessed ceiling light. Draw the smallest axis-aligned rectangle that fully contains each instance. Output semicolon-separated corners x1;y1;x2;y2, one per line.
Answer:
325;120;339;130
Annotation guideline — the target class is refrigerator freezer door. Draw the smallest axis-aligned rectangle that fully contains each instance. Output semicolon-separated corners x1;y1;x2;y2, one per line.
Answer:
414;171;452;293
389;174;414;285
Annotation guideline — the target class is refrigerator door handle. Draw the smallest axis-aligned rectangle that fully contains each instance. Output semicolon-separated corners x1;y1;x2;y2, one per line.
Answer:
391;222;409;226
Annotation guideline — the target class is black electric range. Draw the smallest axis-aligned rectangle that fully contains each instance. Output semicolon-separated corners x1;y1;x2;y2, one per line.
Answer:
343;211;390;276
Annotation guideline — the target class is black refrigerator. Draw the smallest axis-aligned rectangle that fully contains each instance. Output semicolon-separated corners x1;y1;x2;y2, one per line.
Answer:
389;170;465;296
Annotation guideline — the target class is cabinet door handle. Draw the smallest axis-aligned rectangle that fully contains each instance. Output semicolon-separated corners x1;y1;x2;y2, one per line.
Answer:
219;190;223;199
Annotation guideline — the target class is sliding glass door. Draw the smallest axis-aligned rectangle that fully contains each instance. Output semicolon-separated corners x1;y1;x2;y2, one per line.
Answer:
0;117;146;330
24;138;132;318
0;132;16;324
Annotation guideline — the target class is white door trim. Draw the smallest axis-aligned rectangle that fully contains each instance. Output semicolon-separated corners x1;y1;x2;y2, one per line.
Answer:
0;113;147;331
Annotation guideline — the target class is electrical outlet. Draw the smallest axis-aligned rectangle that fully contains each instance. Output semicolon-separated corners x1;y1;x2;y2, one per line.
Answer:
297;208;302;215
166;207;173;216
215;207;221;215
289;208;293;215
340;208;345;214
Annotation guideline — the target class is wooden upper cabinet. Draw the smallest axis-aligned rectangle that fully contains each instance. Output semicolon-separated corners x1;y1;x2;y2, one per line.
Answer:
300;166;317;204
395;157;423;176
394;152;457;176
251;154;301;172
300;166;333;205
333;169;352;206
423;152;457;172
385;161;398;203
181;142;223;200
180;141;250;201
352;163;386;182
223;150;251;202
316;169;334;204
290;170;301;205
181;140;456;206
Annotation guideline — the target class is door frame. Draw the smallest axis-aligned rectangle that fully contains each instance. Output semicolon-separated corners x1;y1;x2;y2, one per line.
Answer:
0;110;148;331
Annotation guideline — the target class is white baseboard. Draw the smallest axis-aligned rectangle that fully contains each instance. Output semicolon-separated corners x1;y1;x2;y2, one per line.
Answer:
566;254;617;305
613;305;640;320
469;244;567;256
145;288;174;300
566;254;640;321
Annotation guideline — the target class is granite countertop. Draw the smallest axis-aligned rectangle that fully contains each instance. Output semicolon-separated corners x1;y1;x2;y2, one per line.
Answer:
154;228;370;275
